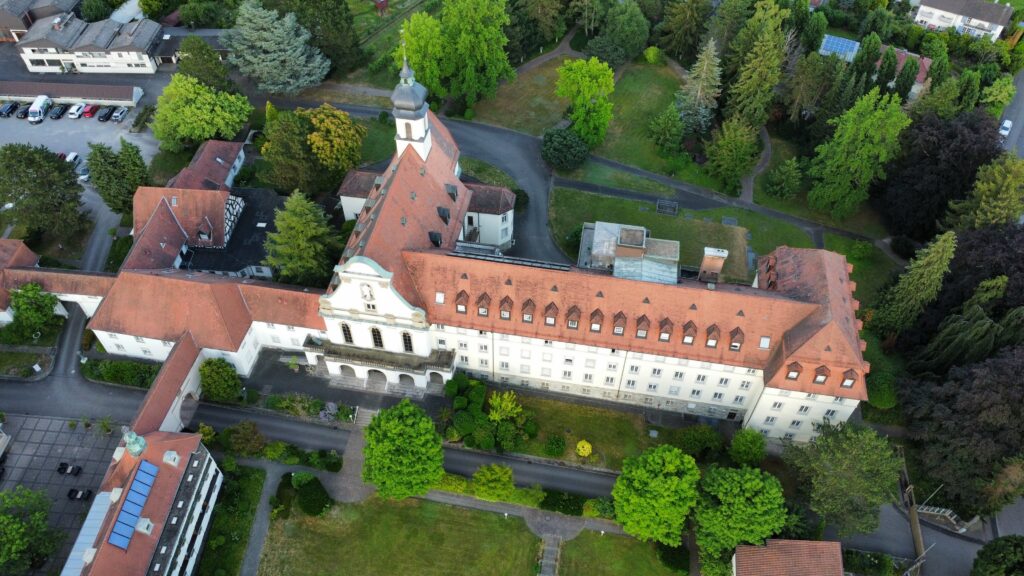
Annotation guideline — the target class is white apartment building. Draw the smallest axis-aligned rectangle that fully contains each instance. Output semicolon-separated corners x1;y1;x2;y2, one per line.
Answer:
914;0;1013;41
17;12;161;73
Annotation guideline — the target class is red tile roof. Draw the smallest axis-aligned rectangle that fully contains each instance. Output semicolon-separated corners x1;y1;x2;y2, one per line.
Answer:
166;140;243;191
121;201;187;271
87;432;203;576
879;45;932;85
0;240;40;308
734;539;844;576
133;186;229;248
0;267;116;309
131;334;200;435
466;182;516;215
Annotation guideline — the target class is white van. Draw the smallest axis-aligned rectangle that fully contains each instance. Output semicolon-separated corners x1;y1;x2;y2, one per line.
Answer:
27;95;52;124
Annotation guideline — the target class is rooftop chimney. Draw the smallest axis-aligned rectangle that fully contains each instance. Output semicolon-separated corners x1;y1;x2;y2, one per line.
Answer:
698;247;729;284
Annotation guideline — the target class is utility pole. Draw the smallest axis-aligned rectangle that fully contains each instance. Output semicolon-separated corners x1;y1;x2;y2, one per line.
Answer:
897;446;927;576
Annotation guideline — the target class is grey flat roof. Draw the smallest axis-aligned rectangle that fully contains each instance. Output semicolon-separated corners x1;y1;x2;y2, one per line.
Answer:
0;80;138;100
181;188;284;274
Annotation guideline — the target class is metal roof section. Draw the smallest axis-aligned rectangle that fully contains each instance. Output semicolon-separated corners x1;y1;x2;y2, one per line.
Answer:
60;493;111;576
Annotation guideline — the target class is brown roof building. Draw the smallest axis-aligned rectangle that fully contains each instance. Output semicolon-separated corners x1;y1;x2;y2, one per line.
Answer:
733;539;844;576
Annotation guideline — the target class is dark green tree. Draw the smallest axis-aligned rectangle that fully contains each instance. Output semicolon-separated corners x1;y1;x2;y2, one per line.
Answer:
695;466;787;571
658;0;712;63
267;0;365;74
87;139;148;215
593;0;649;65
81;0;113;21
709;0;754;66
705;117;760;194
177;36;234;93
363;399;445;499
728;428;765;466
726;0;789;127
199;358;242;402
612;445;701;546
262;192;341;286
541;128;590;170
765;157;802;199
860;7;894;41
850;32;881;78
893;56;919;101
648;103;685;153
9;283;59;336
800;11;827;53
0;486;61;575
440;0;516;106
0;144;83;235
913;77;960;120
872;231;957;337
928;49;950;84
876;46;898;92
972;536;1024;576
526;0;565;43
958;68;982;111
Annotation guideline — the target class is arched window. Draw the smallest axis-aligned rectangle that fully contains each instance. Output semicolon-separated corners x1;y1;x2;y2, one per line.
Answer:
402;332;414;353
341;323;353;344
404;122;412;140
371;328;384;349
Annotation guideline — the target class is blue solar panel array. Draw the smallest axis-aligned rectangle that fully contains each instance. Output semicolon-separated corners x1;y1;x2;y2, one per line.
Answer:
819;34;861;63
108;460;160;550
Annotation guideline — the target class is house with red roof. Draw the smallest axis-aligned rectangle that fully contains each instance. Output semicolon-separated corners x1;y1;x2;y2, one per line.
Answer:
733;539;845;576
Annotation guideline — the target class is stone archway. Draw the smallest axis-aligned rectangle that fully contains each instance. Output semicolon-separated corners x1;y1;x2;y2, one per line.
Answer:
340;365;357;378
398;374;415;388
429;372;444;386
179;393;199;429
367;369;387;388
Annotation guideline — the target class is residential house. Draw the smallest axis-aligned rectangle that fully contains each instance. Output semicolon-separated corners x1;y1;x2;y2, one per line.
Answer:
733;539;844;576
17;12;162;73
915;0;1013;40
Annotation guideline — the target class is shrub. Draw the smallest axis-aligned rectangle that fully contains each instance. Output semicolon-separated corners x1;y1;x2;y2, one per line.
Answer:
82;359;160;388
545;435;566;457
766;157;802;200
514;188;529;211
199;358;242;402
657;542;691;573
540;490;587;515
848;240;875;261
220;454;237;473
729;428;766;466
474;428;496;450
509;485;546;507
227;421;265;456
576;439;592;458
867;369;898;410
463;108;475;120
466;383;487;407
444;379;459;398
291;471;316;488
377;110;390;124
295;475;333;516
643;46;662;64
453;396;469;410
198;422;215;444
310;449;343;472
541;128;589;170
263;440;288;461
496;420;524;452
842;550;898;576
444;426;463;442
435;473;471;494
473;464;516;501
582;497;616;519
453;411;477;436
672;424;722;459
523;419;539;438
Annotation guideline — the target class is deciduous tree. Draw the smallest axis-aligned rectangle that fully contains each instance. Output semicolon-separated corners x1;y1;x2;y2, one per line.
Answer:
783;51;835;122
0;486;60;575
705;117;760;194
556;57;615;147
487;390;523;422
946;153;1024;230
593;0;649;65
871;231;957;337
363;399;445;499
81;0;113;21
472;464;516;501
0;144;83;235
729;428;765;466
981;74;1016;116
612;445;701;546
152;74;252;151
262;192;341;286
570;0;607;36
267;0;364;74
199;358;242;402
177;36;233;93
302;104;366;173
394;13;445;99
222;0;329;95
850;32;881;78
972;536;1024;576
9;283;59;336
808;88;909;220
440;0;515;106
876;46;897;92
784;422;901;536
658;0;712;64
527;0;565;43
695;466;786;567
87;139;147;215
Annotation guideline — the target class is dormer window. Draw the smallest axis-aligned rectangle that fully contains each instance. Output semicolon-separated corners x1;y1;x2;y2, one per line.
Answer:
590;309;603;333
786;362;802;380
566;306;581;330
523;313;533;323
476;293;490;317
522;299;535;323
546;316;556;326
612;311;627;336
706;325;720;348
500;296;513;320
455;290;468;314
500;310;510;319
456;304;466;313
544;302;558;326
842;369;857;388
613;326;624;335
729;327;744;351
635;315;650;339
478;307;488;316
814;366;830;384
659;318;673;342
683;321;697;345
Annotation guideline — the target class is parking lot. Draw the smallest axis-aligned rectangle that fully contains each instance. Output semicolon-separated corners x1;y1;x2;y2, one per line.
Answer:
0;414;124;574
0;105;160;165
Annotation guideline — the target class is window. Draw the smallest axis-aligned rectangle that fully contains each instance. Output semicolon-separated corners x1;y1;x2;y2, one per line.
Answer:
718;377;730;387
499;347;509;356
695;374;707;384
660;332;670;342
636;329;648;339
790;420;802;429
365;303;377;312
341;323;354;343
669;386;680;396
607;363;618;371
135;336;145;343
613;326;624;335
437;338;448;348
759;336;771;349
841;377;855;387
402;332;413;353
764;416;777;425
542;353;552;362
460;355;469;363
500;361;509;370
733;395;745;405
115;343;125;351
109;333;119;340
798;405;810;414
626;379;636;389
479;344;489;352
546;316;555;325
371;328;384;348
541;368;552;377
561;370;572;379
591;322;601;332
523;313;533;323
712;392;724;401
673;371;684;380
544;340;553;346
478;306;488;317
683;334;694;345
435;292;445;304
690;389;701;398
500;310;510;320
833;397;845;405
568;320;579;329
605;376;615;384
706;337;717;348
457;303;467;314
521;350;531;359
480;359;489;367
521;364;531;374
585;359;596;368
629;365;640;374
730;341;741;351
584;373;593;382
163;340;173;348
142;348;152;356
651;368;662;377
647;383;658;392
740;380;751;390
787;370;799;379
458;342;468;350
564;357;573;365
771;401;784;410
824;409;837;419
784;433;796;441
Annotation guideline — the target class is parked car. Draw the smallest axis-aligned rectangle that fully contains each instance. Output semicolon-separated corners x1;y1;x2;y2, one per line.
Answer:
96;106;115;122
15;105;30;119
66;103;86;119
49;104;67;119
57;462;82;476
65;152;81;168
0;102;18;117
27;94;52;124
67;488;93;501
1000;119;1013;140
76;165;90;183
111;106;129;123
82;104;99;118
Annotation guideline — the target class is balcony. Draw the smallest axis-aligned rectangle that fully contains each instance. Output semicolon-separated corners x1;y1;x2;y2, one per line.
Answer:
304;335;455;373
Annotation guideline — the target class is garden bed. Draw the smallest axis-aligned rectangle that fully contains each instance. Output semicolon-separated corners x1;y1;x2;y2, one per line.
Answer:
81;358;161;388
195;465;265;576
0;352;51;378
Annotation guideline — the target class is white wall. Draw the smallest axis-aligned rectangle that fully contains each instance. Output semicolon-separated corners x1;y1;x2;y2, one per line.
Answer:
465;210;514;250
339;196;366;222
19;47;157;74
746;386;858;442
915;5;1004;40
93;330;176;361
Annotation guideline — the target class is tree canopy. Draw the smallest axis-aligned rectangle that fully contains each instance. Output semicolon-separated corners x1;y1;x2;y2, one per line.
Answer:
0;486;61;575
612;445;701;546
262;192;341;286
199;358;241;402
592;0;649;65
9;283;59;336
695;466;786;570
395;13;446;99
266;0;364;74
972;536;1024;576
363;398;445;499
728;428;765;467
945;153;1024;231
303;104;366;173
704;117;760;195
725;0;788;127
152;74;252;152
440;0;516;106
177;36;234;93
222;0;330;95
871;231;957;337
556;57;616;147
785;422;900;536
658;0;712;64
0;144;83;235
87;139;147;215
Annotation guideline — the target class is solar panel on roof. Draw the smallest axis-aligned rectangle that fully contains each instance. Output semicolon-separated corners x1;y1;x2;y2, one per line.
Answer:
107;459;161;551
819;35;860;62
112;521;135;538
126;490;146;506
109;533;131;550
122;501;143;516
117;510;138;526
134;470;155;487
130;481;151;497
140;460;159;476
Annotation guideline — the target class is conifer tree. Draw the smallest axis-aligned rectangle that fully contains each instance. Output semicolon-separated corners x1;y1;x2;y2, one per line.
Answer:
928;50;950;84
705;117;760;194
708;0;754;62
262;192;341;286
871;231;957;337
659;0;712;64
222;0;329;95
958;68;981;111
946;153;1024;230
689;38;722;111
850;32;881;78
726;1;787;128
893;56;918;101
876;46;897;92
725;0;788;82
87;139;148;215
913;77;960;119
800;11;826;53
270;0;364;74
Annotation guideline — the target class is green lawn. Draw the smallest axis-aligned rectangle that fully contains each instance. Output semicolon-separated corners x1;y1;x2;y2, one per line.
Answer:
343;0;440;88
196;466;266;576
551;188;815;281
824;234;900;307
826;26;860;40
595;62;721;191
0;320;63;346
460;157;519;189
105;236;132;273
474;57;572;136
258;498;541;576
560;531;686;576
559;162;677;198
148;148;195;186
753;136;889;239
519;395;656;470
360;118;396;165
0;352;50;378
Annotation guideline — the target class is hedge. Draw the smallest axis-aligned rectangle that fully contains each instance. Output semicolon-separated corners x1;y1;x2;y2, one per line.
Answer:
81;359;161;388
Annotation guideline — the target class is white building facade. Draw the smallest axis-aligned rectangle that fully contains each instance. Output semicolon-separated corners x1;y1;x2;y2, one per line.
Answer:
914;0;1012;41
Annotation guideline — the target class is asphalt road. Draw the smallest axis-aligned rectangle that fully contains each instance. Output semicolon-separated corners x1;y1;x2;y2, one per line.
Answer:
1000;71;1024;155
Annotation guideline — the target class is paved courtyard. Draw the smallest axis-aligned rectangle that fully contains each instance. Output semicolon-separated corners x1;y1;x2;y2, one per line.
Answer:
0;414;124;574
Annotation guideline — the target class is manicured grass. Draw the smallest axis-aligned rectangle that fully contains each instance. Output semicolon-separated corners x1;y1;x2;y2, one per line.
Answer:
296;84;392;108
560;531;685;576
196;466;266;576
105;236;132;273
753;136;889;239
473;57;573;136
148;147;195;186
824;234;900;307
595;62;721;191
826;26;860;40
360;118;396;165
258;497;541;576
0;352;50;378
559;161;677;197
459;157;519;189
519;395;655;470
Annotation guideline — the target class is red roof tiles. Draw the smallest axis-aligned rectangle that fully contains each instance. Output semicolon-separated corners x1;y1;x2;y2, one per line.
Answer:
466;182;516;215
734;539;844;576
337;169;381;200
131;334;200;435
133;186;229;248
121;201;187;271
166;140;243;191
